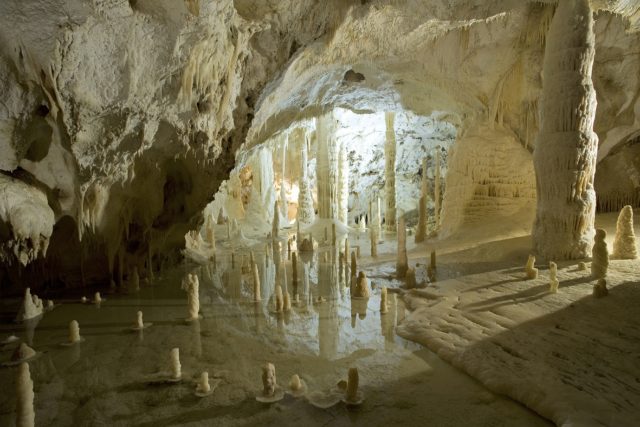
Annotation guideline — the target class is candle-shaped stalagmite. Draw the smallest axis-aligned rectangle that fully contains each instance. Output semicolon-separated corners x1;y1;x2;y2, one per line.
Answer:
184;273;200;320
170;348;181;379
370;226;378;258
434;148;441;228
289;374;302;391
275;285;284;312
69;320;81;343
262;363;277;396
384;112;397;232
525;255;538;279
94;292;102;304
549;262;559;293
380;286;389;314
16;362;34;427
346;367;359;402
196;371;211;394
592;229;609;279
136;311;144;329
283;290;292;312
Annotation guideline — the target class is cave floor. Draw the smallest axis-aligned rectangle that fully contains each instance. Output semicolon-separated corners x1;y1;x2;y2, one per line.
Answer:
0;236;552;426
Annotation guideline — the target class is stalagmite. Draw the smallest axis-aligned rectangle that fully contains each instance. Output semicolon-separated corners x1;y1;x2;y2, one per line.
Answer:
525;255;538;279
416;157;428;243
196;372;211;395
370;226;378;258
291;252;298;299
549;262;559;293
612;206;638;259
405;267;417;289
272;200;280;238
16;362;34;427
352;271;370;298
170;348;181;380
533;0;599;260
275;284;283;312
20;288;43;321
261;363;277;396
316;113;339;220
205;215;216;249
68;320;81;344
252;262;261;302
578;261;587;271
135;311;144;329
380;287;388;314
338;141;349;224
396;215;408;279
332;223;337;246
283;290;291;312
591;229;609;279
93;292;102;304
217;208;225;225
297;132;315;225
434;148;441;229
345;367;361;403
593;278;608;298
183;273;200;320
384;112;397;231
430;251;436;270
350;251;357;279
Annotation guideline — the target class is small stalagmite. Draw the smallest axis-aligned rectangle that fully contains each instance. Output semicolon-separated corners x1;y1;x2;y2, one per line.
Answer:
405;267;417;289
262;363;277;396
591;228;609;279
332;223;337;246
430;250;436;270
396;215;408;279
69;320;81;344
217;208;225;225
283;290;292;312
353;271;370;298
525;255;538;279
196;371;211;395
272;200;280;238
346;367;359;403
94;292;102;304
593;278;608;298
380;286;388;314
549;262;559;293
170;348;181;380
16;362;35;427
612;205;638;259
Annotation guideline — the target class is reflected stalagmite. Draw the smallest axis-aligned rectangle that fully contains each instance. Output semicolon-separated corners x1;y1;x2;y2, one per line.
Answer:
16;362;34;427
396;215;408;278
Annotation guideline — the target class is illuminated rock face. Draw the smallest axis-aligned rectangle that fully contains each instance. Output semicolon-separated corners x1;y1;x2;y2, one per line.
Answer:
533;0;599;260
1;0;638;293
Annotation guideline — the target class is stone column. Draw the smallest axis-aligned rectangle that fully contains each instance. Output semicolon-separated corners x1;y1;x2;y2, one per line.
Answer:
316;113;339;220
415;157;428;243
533;0;598;260
384;112;397;231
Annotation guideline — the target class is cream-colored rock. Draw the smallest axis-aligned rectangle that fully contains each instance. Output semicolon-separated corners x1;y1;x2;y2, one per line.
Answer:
16;362;34;427
69;320;81;344
591;229;609;279
525;255;538;280
170;348;181;380
612;206;638;259
549;262;559;293
262;363;277;397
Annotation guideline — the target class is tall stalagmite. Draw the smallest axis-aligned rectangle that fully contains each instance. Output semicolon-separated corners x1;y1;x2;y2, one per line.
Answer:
396;214;408;278
297;131;315;225
434;149;441;230
533;0;598;260
384;112;397;231
316;113;339;220
416;157;428;243
338;142;349;224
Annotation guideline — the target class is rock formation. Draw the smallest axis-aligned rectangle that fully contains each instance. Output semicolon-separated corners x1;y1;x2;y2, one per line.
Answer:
591;228;609;279
612;205;638;259
384;112;397;231
16;362;34;427
396;215;408;279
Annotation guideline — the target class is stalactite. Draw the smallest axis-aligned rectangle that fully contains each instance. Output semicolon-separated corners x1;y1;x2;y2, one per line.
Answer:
533;0;598;260
384;112;397;231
